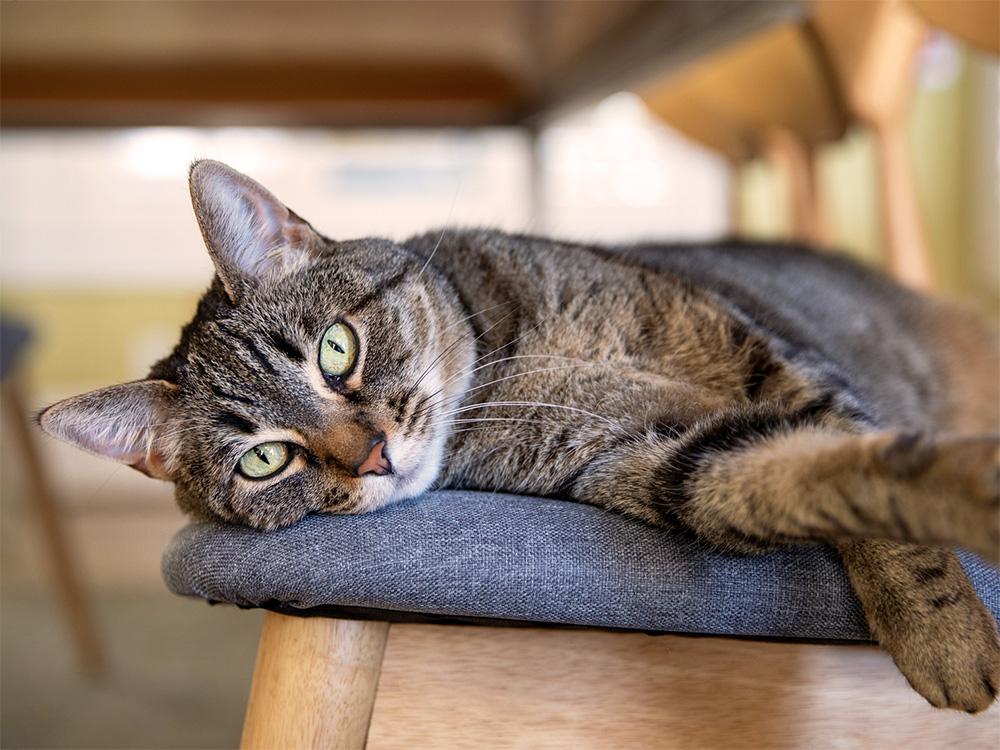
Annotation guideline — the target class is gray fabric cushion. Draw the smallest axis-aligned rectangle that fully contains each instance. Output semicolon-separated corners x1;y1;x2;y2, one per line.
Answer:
162;490;1000;641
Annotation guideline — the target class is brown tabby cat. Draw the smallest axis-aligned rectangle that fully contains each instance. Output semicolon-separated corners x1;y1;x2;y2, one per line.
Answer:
40;160;999;712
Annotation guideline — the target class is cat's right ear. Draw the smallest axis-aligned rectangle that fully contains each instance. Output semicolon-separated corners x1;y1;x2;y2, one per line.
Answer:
188;159;324;303
37;380;179;480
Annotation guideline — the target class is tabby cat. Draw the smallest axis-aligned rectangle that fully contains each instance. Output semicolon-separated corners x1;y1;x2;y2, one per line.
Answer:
40;160;999;712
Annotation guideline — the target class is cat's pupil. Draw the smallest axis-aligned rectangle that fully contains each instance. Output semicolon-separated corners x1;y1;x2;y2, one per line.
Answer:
328;340;344;353
254;447;271;465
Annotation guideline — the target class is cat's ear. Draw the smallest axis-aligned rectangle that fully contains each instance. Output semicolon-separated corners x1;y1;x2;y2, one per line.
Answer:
37;380;179;480
188;159;324;302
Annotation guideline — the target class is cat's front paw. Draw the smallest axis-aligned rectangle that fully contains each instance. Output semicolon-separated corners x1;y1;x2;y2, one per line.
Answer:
886;596;1000;713
878;432;999;563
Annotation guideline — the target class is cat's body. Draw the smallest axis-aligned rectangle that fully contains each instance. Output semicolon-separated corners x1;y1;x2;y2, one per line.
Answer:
412;230;972;494
40;161;999;713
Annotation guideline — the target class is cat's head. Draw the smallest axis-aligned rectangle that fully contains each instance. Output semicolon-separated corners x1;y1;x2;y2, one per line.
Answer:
38;160;474;529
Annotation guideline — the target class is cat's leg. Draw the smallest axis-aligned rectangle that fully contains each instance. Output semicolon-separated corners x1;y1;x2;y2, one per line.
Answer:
839;540;999;712
570;407;998;561
563;403;999;712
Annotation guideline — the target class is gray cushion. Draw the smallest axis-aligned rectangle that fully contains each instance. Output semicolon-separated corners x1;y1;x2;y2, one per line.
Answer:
162;490;1000;641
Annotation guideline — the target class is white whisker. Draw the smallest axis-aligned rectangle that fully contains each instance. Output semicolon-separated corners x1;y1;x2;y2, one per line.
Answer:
433;400;618;426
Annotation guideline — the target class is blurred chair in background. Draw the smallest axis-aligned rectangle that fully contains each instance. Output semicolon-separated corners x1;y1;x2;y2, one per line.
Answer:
641;0;999;293
1;318;105;678
813;0;934;290
639;21;846;247
910;0;1000;56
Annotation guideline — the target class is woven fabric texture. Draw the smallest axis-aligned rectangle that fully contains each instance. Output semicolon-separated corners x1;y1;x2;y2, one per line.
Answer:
162;490;1000;640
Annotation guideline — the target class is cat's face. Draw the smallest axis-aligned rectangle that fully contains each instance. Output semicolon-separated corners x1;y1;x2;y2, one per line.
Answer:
38;160;473;529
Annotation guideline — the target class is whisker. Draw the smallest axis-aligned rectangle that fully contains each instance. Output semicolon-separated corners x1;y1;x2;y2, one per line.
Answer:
417;175;463;280
412;360;604;421
433;400;618;426
407;307;518;394
437;300;513;338
462;362;604;396
435;353;596;396
411;304;569;417
435;417;552;426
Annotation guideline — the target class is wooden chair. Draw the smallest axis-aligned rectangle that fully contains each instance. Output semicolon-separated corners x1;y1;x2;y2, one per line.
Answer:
639;21;846;247
238;613;1000;748
909;0;1000;56
812;0;934;290
161;490;1000;749
639;0;963;292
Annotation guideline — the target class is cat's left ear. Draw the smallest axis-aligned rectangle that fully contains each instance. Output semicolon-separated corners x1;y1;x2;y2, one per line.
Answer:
37;380;179;480
188;159;324;302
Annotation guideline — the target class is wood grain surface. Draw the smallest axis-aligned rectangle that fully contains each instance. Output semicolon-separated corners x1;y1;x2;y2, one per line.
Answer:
367;624;999;749
241;613;388;749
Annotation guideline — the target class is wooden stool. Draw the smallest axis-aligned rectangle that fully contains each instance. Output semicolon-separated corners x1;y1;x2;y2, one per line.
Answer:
240;612;999;749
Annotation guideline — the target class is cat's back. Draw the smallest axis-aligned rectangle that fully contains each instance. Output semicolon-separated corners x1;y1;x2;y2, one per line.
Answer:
610;239;974;430
409;230;981;429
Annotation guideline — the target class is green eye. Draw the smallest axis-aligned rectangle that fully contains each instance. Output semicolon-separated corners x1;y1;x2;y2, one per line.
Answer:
319;322;357;378
238;442;291;479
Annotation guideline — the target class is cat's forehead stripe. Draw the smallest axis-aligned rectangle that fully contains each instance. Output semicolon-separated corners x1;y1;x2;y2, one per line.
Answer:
344;268;411;316
209;384;255;407
226;329;279;376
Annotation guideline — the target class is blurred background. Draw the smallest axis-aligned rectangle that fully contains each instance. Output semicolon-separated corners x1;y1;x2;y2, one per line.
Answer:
1;1;997;747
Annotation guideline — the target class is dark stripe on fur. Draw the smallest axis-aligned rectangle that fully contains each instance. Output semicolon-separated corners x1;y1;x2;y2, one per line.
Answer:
930;591;964;609
210;385;256;406
652;397;838;526
214;411;257;434
230;331;277;375
742;340;783;400
267;331;305;363
345;269;410;315
914;564;947;584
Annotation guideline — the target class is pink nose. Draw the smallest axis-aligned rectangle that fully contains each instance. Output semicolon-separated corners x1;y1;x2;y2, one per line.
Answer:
355;439;393;477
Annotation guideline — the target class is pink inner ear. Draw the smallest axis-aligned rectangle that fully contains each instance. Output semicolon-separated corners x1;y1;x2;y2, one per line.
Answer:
37;379;177;480
128;451;171;481
246;188;289;239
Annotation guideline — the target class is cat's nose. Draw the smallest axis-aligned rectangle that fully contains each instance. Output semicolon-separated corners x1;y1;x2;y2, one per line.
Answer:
355;438;393;477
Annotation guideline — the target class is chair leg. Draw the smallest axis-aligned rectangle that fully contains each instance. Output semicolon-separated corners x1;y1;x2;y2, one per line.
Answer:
2;378;105;678
241;613;389;750
761;128;829;247
871;121;935;291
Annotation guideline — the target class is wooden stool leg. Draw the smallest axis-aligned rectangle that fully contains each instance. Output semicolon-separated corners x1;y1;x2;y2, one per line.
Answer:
241;613;389;750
